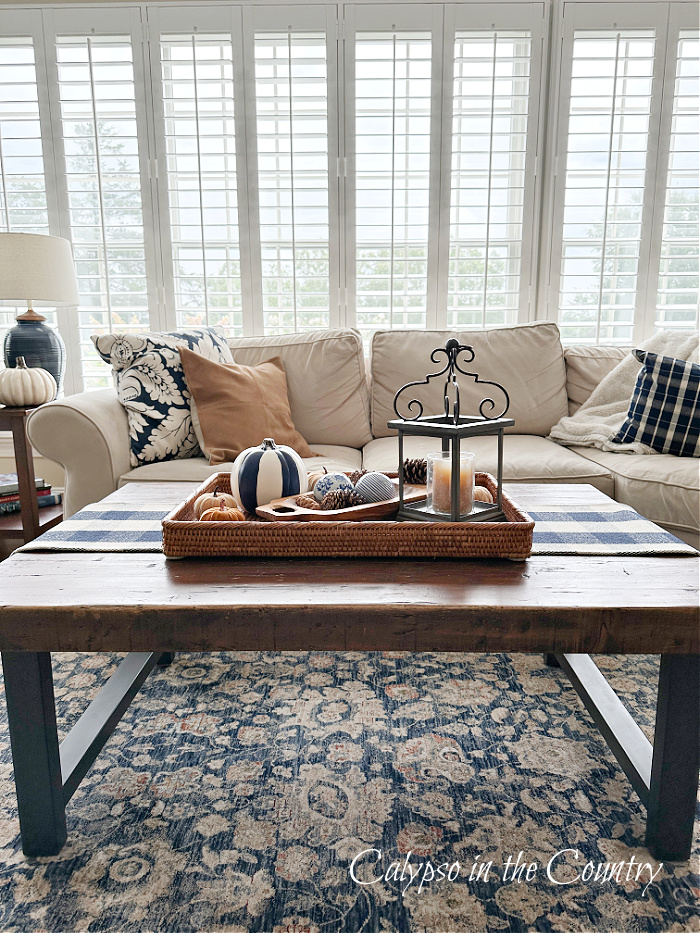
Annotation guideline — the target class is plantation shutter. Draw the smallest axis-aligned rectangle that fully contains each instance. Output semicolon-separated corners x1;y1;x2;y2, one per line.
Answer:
547;1;698;344
653;25;699;332
444;3;544;331
346;4;440;341
158;28;244;338
2;1;695;397
251;6;338;334
0;22;53;345
46;7;157;389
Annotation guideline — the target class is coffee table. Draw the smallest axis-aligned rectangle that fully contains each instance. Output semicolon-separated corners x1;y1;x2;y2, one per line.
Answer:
0;482;697;861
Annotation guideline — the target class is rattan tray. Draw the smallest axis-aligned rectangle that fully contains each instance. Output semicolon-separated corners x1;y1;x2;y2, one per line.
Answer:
162;472;534;560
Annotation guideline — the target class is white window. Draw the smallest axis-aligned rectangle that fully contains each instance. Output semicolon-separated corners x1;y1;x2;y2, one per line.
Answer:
150;5;338;341
160;33;244;337
0;35;53;339
655;29;699;331
347;3;543;339
55;33;150;388
354;29;433;338
255;30;331;333
546;2;699;344
0;2;696;395
448;30;532;329
560;29;655;344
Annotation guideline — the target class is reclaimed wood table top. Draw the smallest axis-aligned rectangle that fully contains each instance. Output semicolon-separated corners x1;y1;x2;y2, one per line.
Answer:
0;482;697;656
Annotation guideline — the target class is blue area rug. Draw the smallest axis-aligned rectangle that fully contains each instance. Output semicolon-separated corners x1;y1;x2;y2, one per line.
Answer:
0;652;698;932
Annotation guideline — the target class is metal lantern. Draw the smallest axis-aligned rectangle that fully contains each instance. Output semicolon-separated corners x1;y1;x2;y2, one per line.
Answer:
388;338;514;522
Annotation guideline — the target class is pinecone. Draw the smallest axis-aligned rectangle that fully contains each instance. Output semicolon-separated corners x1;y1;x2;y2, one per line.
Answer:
321;488;367;511
296;494;321;510
346;469;368;485
402;457;427;485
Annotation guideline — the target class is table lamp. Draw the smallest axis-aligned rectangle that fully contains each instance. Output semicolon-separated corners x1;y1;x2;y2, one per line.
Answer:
0;232;80;395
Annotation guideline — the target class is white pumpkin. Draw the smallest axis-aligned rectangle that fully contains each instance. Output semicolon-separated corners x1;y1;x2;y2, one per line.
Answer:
0;357;57;407
231;437;308;513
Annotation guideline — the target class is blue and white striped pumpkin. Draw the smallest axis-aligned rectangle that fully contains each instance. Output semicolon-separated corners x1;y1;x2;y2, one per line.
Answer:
231;438;308;513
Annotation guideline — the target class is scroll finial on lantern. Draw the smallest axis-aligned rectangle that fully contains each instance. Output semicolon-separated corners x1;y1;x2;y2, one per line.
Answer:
392;338;510;424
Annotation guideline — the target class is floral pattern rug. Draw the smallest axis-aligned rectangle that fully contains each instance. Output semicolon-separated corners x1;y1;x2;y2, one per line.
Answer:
0;651;698;932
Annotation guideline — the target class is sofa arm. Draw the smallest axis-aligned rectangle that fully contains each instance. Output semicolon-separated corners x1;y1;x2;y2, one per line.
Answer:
27;389;130;517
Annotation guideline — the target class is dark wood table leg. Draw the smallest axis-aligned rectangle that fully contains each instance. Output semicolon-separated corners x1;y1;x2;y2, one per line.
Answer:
645;654;700;861
10;414;41;542
157;652;175;666
1;652;67;856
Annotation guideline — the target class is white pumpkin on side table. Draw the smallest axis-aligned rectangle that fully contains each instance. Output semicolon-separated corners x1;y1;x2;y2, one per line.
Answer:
0;356;57;407
231;437;308;513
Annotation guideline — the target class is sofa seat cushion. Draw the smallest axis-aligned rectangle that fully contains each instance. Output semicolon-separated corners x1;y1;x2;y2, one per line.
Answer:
361;435;615;496
118;446;363;488
228;329;372;449
296;445;363;475
570;447;700;546
370;322;568;438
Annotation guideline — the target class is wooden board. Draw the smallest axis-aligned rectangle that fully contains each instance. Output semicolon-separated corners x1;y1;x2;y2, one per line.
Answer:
0;482;696;655
255;480;427;521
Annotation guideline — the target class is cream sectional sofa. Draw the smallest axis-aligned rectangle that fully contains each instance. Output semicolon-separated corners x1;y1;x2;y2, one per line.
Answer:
27;323;700;548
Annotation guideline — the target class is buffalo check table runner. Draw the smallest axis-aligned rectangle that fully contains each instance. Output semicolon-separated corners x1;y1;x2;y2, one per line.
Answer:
17;499;697;556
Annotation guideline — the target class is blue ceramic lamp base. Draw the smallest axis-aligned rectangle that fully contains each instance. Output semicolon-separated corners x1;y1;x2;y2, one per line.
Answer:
3;316;65;396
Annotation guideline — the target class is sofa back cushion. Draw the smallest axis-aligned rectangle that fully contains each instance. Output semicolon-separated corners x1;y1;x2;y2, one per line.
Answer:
370;322;568;438
228;329;372;448
564;346;628;414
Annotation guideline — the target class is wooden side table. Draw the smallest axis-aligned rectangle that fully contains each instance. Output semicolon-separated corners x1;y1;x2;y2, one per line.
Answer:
0;406;63;544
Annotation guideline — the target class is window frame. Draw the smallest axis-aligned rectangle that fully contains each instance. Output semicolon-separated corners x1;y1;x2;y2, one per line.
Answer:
645;6;699;335
540;0;699;345
344;3;444;333
249;4;341;334
0;0;696;397
147;5;255;336
344;2;547;333
441;2;547;330
40;4;164;392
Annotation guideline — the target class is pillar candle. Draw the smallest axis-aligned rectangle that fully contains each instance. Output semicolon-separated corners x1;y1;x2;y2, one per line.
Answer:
430;455;474;515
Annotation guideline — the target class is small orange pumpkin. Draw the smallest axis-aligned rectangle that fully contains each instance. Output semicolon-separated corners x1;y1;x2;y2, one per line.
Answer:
199;498;246;522
306;467;328;492
194;489;239;519
474;486;494;504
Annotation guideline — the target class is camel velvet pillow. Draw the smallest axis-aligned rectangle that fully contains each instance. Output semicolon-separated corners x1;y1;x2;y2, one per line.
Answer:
179;347;314;464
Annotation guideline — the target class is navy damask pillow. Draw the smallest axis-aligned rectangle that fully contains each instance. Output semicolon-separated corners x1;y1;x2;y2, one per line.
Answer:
93;328;233;467
611;349;700;457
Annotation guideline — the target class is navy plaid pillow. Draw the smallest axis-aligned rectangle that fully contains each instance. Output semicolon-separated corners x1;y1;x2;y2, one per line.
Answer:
612;349;700;457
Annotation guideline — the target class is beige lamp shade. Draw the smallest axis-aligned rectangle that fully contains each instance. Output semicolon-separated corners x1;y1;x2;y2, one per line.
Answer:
0;232;80;307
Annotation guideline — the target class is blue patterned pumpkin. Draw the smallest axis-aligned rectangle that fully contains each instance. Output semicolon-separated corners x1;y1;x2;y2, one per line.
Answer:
313;471;354;502
231;438;308;513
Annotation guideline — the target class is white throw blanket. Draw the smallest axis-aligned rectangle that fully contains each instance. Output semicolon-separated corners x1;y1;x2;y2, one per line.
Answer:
549;330;699;454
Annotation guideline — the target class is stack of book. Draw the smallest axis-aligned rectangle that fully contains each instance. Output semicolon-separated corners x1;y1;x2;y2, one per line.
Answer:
0;473;63;516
